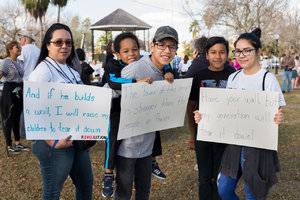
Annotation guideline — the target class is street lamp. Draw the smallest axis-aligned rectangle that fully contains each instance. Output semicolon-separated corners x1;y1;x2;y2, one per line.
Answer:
274;33;280;74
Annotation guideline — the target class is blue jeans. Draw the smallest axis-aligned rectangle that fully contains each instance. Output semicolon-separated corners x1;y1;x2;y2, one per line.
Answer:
32;141;93;200
217;149;256;200
281;70;292;92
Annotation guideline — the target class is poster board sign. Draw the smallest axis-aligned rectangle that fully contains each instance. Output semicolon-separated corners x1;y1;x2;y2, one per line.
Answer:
118;78;193;140
24;81;112;140
198;87;279;150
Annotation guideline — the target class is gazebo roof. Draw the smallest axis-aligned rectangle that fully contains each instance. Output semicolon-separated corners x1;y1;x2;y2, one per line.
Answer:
90;8;151;31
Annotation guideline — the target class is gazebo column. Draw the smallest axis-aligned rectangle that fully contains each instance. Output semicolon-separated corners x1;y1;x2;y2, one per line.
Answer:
105;31;108;43
143;30;146;51
91;29;94;60
147;29;150;51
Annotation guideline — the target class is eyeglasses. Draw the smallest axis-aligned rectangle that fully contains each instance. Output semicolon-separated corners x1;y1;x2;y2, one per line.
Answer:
154;42;177;52
49;39;73;47
233;48;256;57
14;45;21;49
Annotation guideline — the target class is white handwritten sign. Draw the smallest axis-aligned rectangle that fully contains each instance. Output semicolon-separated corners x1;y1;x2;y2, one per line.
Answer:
24;81;112;140
198;87;279;150
118;78;193;140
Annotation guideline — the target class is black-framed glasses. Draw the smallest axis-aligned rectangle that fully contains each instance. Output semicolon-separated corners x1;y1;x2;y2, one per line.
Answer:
232;48;256;57
154;42;177;52
49;39;73;47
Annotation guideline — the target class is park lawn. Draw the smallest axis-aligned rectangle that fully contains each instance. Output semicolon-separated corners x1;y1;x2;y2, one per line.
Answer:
0;87;299;200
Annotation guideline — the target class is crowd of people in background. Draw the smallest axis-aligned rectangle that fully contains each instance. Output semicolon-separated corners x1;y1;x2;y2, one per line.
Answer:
0;21;297;200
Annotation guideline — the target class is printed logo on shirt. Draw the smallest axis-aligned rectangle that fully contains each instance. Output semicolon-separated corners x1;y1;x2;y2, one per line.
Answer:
200;80;228;88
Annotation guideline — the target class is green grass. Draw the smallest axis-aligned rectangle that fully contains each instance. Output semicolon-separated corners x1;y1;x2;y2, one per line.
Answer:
0;79;299;199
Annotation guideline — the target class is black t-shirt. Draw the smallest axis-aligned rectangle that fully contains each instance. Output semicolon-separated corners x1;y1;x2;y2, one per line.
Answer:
81;62;94;85
189;67;235;106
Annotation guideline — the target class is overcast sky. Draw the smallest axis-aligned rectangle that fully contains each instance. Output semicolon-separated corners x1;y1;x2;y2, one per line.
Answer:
1;0;299;43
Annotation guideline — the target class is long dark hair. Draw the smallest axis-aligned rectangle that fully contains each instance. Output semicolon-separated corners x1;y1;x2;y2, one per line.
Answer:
35;23;79;71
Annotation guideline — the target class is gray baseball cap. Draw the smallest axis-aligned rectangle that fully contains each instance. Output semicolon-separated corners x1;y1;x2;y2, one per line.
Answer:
153;26;178;44
18;30;35;41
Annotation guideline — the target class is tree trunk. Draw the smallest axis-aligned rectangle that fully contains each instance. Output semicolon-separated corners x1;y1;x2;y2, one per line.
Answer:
39;17;44;46
57;6;61;22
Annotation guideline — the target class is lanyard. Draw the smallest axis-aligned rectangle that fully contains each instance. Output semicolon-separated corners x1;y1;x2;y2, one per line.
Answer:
44;58;79;84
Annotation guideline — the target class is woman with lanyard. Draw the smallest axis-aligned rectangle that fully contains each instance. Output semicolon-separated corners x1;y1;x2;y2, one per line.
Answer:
28;23;93;200
0;41;29;155
194;28;285;199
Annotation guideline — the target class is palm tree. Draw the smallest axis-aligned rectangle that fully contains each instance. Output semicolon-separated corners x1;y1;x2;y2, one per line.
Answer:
189;20;201;39
51;0;68;23
20;0;50;42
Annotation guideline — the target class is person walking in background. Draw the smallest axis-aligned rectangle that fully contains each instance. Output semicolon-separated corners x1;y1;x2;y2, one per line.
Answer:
281;50;295;93
28;23;93;200
0;41;29;155
178;54;192;76
294;56;300;88
76;48;94;85
291;55;299;89
171;53;181;78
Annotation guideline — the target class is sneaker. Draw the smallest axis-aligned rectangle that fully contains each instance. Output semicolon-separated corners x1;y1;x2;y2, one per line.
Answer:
152;162;166;180
7;146;21;154
102;173;114;198
15;143;30;151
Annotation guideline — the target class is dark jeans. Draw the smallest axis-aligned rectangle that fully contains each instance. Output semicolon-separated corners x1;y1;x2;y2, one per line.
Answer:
115;155;152;200
32;141;93;200
104;109;121;170
195;140;226;200
1;82;23;146
152;131;162;157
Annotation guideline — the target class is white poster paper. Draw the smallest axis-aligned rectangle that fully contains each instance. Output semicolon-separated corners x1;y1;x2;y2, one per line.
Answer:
198;87;279;150
24;81;112;140
118;78;193;140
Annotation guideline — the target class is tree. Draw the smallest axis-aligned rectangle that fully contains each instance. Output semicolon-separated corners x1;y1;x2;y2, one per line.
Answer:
95;31;112;54
20;0;50;42
0;3;29;57
201;0;287;36
189;20;201;39
66;16;93;53
181;41;193;58
50;0;68;23
278;11;300;53
80;18;92;51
